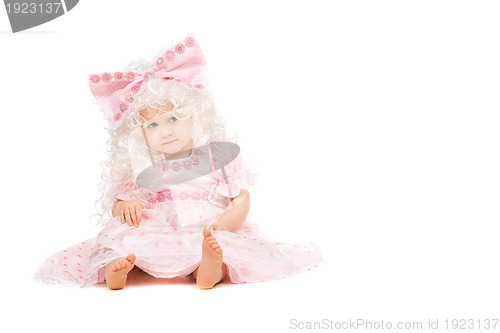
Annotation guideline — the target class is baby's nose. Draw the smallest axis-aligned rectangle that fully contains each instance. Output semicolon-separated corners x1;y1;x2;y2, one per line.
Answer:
160;127;173;137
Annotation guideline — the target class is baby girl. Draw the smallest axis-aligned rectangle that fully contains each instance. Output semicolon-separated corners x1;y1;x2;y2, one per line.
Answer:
34;36;322;290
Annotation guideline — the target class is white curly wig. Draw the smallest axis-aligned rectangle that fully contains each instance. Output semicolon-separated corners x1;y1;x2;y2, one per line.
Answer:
93;75;231;227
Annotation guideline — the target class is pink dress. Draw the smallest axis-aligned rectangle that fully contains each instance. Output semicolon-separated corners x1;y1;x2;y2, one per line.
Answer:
33;144;322;287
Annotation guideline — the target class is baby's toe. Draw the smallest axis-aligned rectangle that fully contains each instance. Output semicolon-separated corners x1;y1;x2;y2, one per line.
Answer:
126;254;136;264
211;243;222;252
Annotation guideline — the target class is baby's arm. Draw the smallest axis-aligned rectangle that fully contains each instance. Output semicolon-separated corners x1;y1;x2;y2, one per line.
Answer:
208;190;250;232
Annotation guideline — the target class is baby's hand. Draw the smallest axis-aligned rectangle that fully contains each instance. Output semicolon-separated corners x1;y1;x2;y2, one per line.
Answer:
113;200;145;228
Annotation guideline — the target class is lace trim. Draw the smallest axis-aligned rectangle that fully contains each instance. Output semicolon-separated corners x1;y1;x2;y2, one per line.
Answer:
153;190;225;205
160;148;203;171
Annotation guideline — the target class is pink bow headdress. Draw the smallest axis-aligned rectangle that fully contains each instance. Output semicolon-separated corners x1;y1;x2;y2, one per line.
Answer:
89;36;207;126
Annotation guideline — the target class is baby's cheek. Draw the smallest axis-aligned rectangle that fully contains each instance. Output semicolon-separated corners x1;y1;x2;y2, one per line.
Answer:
145;134;159;149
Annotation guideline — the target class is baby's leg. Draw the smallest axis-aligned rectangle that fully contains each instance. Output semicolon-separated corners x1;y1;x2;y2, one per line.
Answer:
192;229;226;289
104;254;136;290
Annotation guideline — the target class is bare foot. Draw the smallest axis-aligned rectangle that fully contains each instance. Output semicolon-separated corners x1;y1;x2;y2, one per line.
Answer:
194;228;225;289
104;254;136;290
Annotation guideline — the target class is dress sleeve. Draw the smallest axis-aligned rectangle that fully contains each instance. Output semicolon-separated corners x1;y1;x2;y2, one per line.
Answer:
114;182;138;202
210;144;257;198
115;192;130;202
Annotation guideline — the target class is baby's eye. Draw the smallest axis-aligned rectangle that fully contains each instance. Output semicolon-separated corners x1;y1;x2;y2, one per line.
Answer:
148;122;158;129
169;117;178;123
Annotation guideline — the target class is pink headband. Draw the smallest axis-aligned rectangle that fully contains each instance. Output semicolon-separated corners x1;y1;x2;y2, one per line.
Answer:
89;36;207;126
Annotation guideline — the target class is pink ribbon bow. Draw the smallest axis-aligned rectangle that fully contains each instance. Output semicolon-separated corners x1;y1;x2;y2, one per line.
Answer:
89;36;207;125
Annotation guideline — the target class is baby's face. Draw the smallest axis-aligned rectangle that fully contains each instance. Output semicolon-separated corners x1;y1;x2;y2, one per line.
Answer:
140;103;193;156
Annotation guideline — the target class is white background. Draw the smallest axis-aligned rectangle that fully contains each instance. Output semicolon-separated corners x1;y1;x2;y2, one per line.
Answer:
1;0;499;332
